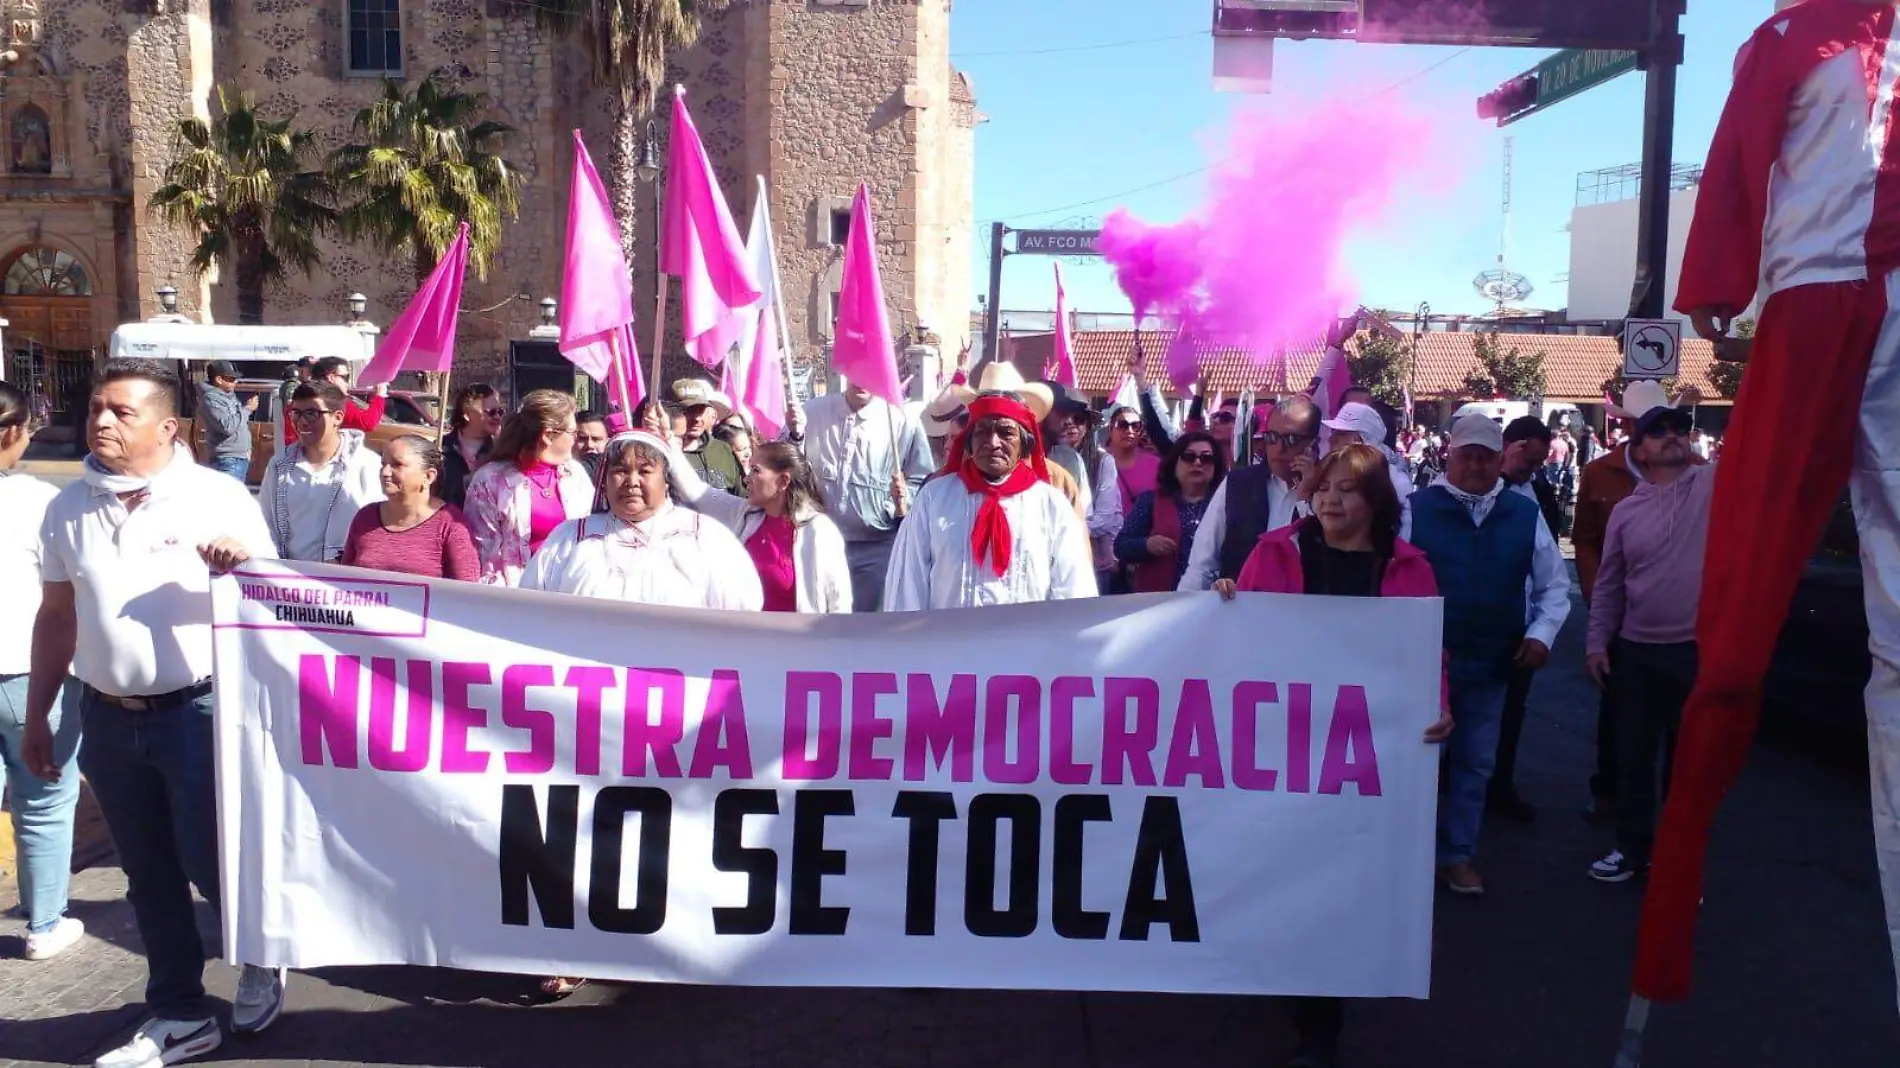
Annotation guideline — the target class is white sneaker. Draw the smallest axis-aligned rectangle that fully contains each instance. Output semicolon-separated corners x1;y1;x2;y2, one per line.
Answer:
24;916;85;960
232;964;288;1035
92;1016;221;1068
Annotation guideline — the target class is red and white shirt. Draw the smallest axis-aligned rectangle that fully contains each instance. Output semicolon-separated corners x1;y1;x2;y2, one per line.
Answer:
1678;0;1900;314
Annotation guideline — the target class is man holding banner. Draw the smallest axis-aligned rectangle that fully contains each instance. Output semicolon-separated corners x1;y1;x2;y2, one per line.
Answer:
883;386;1094;611
23;359;287;1068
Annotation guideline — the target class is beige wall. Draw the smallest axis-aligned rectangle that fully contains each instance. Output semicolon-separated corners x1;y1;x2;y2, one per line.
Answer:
0;0;973;393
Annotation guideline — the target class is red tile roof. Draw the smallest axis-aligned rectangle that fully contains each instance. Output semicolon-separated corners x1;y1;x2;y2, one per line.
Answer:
1011;329;1725;403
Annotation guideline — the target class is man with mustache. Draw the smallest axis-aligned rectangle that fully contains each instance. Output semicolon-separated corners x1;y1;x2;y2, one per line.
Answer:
882;388;1094;611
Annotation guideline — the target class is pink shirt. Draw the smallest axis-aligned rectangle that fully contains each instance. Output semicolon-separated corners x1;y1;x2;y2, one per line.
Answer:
341;504;480;582
1116;452;1161;514
1586;463;1716;654
746;515;798;613
521;461;567;554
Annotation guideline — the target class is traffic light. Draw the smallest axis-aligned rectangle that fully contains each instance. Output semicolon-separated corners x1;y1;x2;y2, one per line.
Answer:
1477;75;1540;125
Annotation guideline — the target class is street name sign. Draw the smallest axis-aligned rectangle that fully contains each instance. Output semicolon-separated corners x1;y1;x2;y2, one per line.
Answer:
1536;49;1638;110
1015;230;1101;256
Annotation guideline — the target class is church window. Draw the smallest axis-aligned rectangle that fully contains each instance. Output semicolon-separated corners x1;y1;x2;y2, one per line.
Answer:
4;247;91;296
10;105;51;175
347;0;402;75
828;208;852;247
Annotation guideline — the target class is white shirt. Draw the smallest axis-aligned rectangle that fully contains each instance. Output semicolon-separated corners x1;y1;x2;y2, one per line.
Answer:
0;473;59;674
882;473;1096;611
799;393;935;541
1444;476;1571;649
1176;473;1304;592
259;431;383;562
521;504;764;611
40;450;277;696
665;446;853;614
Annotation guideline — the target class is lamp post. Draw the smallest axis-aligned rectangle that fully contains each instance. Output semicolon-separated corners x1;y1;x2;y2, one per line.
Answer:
347;292;368;323
637;120;664;399
156;284;178;315
540;296;558;331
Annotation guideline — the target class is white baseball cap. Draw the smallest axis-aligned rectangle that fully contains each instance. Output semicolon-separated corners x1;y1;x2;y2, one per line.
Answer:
1447;413;1504;453
1321;402;1387;444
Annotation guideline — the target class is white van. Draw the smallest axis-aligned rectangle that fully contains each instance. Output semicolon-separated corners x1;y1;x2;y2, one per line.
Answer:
1447;400;1581;432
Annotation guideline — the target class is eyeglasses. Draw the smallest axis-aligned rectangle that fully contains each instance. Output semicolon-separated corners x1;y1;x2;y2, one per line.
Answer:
288;408;335;421
1180;452;1217;465
1256;431;1314;447
1211;412;1236;425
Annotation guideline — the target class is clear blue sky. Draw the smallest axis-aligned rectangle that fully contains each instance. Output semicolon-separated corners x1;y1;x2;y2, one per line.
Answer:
953;1;1763;321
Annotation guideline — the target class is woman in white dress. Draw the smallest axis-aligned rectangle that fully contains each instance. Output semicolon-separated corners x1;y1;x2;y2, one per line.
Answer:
667;438;851;613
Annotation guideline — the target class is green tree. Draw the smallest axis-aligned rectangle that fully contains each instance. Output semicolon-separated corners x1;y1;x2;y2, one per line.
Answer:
1345;334;1411;407
148;88;338;324
330;75;524;286
524;0;728;267
1708;317;1753;400
1461;332;1548;400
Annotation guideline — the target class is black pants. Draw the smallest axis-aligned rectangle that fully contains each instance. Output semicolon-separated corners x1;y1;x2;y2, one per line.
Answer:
1290;996;1343;1048
1591;662;1618;803
1489;664;1536;799
1610;638;1697;864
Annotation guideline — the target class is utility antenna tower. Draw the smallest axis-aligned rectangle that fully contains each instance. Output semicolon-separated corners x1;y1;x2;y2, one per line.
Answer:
1473;134;1534;312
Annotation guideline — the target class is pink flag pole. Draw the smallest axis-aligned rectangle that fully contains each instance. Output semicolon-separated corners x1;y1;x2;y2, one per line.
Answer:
359;222;471;437
560;130;643;423
662;85;762;375
1051;261;1078;388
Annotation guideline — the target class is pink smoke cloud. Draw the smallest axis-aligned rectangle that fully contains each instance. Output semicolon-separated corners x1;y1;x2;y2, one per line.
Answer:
1099;92;1449;378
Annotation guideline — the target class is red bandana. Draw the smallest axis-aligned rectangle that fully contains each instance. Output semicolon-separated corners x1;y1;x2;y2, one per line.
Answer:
941;394;1051;577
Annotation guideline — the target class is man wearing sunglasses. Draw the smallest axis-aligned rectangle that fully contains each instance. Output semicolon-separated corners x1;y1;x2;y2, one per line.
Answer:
1582;391;1712;887
1178;394;1321;591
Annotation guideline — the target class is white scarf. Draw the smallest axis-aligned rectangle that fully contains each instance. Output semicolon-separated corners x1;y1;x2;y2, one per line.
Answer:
83;441;192;496
1432;473;1504;525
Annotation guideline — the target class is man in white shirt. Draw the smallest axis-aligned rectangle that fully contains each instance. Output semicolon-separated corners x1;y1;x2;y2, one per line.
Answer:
796;379;934;611
884;390;1095;611
259;381;382;562
1179;395;1321;591
22;358;285;1068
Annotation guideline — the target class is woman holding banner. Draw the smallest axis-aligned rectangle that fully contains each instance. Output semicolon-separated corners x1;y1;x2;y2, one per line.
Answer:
666;438;851;613
340;435;479;582
1217;442;1451;1068
464;390;594;586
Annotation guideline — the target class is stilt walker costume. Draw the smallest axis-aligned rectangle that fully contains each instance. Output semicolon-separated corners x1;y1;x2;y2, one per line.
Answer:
1637;0;1900;1007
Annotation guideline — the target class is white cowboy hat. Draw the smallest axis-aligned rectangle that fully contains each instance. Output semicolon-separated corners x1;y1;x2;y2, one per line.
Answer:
922;382;975;438
970;362;1055;424
1606;380;1678;423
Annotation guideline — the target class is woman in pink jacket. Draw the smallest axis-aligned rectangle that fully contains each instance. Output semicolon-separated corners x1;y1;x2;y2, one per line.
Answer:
1217;443;1450;1068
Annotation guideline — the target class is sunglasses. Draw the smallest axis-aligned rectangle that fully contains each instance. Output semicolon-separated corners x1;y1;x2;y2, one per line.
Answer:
1643;418;1692;440
1211;412;1236;425
483;407;507;418
1180;452;1218;466
1112;420;1143;431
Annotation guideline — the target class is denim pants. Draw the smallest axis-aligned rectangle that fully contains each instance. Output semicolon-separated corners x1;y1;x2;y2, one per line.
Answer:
78;688;221;1020
0;674;82;934
844;535;896;613
1437;680;1510;866
207;455;249;482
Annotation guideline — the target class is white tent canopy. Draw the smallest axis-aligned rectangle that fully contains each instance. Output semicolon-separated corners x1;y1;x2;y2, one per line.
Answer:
108;322;374;366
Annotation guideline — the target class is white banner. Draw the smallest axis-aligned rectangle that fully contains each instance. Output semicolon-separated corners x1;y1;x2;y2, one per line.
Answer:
212;561;1443;998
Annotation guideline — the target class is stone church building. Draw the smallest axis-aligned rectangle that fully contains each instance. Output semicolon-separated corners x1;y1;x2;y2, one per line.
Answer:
0;0;976;406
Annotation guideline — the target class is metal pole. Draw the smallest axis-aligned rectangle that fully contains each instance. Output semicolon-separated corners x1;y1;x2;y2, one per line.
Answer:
982;222;1007;371
1627;0;1684;321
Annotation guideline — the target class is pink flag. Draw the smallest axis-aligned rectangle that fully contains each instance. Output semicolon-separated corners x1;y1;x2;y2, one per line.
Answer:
1051;262;1078;387
1164;323;1200;393
359;223;469;385
832;182;902;404
560;131;642;416
661;87;761;368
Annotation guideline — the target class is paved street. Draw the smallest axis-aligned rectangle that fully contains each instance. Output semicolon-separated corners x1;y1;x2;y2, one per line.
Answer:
4;579;1899;1068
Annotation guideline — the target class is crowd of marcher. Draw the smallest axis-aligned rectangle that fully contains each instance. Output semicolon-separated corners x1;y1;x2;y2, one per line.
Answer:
0;351;1719;1068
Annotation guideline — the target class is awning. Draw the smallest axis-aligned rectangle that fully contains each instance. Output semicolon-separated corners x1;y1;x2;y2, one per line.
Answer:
108;322;376;365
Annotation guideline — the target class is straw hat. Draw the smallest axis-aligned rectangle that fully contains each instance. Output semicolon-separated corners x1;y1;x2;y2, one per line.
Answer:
970;362;1055;423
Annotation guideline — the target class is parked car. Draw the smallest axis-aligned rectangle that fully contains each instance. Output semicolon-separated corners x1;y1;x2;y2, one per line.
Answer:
1767;493;1871;732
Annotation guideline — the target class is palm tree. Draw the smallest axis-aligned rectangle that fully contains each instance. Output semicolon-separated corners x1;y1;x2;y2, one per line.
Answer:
329;75;523;287
148;88;337;324
523;0;727;266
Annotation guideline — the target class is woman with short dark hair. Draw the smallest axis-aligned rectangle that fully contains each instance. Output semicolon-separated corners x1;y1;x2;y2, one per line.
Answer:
341;435;478;582
1115;431;1226;593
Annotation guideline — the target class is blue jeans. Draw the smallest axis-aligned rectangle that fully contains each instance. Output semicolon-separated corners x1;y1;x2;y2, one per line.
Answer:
1437;680;1509;866
0;674;81;934
78;688;220;1020
207;454;249;481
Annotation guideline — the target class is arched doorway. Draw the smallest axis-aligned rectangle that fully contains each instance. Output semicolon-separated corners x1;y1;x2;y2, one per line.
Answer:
2;245;96;433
